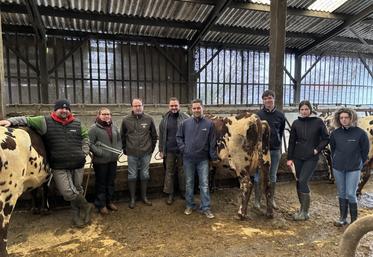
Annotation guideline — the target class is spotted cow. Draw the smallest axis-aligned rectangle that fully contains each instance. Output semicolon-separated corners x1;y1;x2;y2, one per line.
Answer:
0;126;50;257
320;113;373;196
209;112;273;219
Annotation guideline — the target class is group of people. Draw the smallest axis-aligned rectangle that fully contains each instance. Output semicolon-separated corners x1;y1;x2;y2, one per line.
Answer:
0;92;368;228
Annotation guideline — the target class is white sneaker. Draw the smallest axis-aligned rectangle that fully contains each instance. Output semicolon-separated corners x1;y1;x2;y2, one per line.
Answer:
184;207;193;215
204;210;215;219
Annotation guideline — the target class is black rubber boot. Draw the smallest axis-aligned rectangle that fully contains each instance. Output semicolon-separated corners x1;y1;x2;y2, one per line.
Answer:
253;182;261;209
70;199;85;228
141;180;152;206
128;180;136;209
293;192;310;221
166;193;174;205
349;202;358;223
334;198;349;227
270;182;278;210
76;194;93;225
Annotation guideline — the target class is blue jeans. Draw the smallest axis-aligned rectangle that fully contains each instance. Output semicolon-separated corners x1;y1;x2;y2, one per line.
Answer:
294;157;319;193
333;169;360;203
127;154;151;181
184;159;210;211
254;150;281;183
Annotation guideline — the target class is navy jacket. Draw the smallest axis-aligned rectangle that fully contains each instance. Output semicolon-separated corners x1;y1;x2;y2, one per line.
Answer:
330;126;369;172
257;107;285;150
176;116;218;162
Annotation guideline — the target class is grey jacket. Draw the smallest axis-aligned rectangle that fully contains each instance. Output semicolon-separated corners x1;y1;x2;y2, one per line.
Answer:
158;111;189;154
120;112;158;157
88;122;122;164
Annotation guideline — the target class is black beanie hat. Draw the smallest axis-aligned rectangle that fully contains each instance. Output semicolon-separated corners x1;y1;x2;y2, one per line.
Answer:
54;99;71;111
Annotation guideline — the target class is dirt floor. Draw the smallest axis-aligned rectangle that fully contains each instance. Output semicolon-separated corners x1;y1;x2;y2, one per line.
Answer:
7;180;373;257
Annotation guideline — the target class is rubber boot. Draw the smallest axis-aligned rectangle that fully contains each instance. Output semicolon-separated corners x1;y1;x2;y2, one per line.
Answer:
128;180;136;209
76;194;93;224
166;193;174;205
270;182;278;210
253;182;261;209
141;180;152;206
293;192;310;221
334;198;349;227
70;199;85;228
349;202;358;223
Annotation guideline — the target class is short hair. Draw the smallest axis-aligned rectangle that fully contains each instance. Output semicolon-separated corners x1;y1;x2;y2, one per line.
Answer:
298;100;313;112
169;97;179;103
192;99;203;106
262;90;275;99
97;107;111;115
131;98;143;106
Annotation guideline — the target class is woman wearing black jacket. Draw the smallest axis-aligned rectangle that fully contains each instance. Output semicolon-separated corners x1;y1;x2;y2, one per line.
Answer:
287;100;329;221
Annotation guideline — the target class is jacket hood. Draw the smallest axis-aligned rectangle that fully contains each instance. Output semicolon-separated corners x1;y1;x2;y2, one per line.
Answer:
333;107;358;128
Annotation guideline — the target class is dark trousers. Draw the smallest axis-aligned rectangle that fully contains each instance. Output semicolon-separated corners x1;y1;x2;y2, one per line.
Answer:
294;156;319;193
163;152;185;195
93;162;117;209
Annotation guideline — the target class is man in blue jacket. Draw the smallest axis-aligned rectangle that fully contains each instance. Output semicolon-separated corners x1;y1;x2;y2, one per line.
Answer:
176;99;217;219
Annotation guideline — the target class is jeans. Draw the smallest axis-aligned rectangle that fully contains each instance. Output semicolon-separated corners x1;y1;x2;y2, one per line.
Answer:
254;149;282;183
163;152;185;195
184;159;210;211
333;169;360;203
294;156;319;193
53;168;84;201
93;162;117;208
127;154;151;181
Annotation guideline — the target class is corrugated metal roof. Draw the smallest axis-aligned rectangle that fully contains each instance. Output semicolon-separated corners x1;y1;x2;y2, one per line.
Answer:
1;0;372;55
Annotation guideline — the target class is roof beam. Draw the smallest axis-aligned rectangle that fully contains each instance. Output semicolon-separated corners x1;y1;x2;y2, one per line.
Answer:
1;2;202;30
298;4;373;56
24;0;46;41
189;0;232;50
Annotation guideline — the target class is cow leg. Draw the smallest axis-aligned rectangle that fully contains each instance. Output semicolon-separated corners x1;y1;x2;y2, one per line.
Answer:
40;183;50;215
30;188;40;214
261;165;274;219
209;165;216;193
323;149;334;184
237;176;252;220
0;221;9;257
357;166;371;196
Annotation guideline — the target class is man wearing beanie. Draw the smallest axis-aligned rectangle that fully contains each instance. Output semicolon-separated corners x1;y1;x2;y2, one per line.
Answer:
0;99;93;228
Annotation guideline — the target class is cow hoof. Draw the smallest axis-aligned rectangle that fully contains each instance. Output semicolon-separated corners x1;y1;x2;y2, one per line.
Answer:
266;212;274;219
236;213;250;221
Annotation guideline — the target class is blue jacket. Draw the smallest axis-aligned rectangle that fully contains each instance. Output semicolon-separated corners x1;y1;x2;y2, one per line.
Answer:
176;116;218;162
330;126;369;172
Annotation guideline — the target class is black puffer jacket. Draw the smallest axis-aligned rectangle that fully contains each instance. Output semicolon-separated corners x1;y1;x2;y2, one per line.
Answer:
288;116;329;161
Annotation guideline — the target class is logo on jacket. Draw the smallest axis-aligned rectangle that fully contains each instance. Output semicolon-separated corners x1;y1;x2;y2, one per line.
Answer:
141;123;148;128
202;128;207;131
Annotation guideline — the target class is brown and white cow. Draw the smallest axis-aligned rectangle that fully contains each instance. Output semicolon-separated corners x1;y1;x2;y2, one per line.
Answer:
320;113;373;195
0;127;50;257
208;112;273;219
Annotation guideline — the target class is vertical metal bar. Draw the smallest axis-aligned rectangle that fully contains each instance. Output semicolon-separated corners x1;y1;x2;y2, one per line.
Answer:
322;55;327;104
157;45;161;103
34;38;40;103
223;48;225;105
88;39;93;103
229;49;232;105
205;47;208;104
53;38;59;99
71;38;77;103
211;48;214;105
150;45;154;103
105;39;109;103
6;45;12;104
25;41;31;103
143;44;147;103
136;42;140;98
235;49;238;104
97;39;101;104
198;47;201;100
165;46;169;103
258;51;261;104
246;50;249;104
251;51;255;104
120;41;125;103
62;39;67;99
113;40;117;104
79;43;85;104
217;48;220;105
128;42;133;101
15;33;22;104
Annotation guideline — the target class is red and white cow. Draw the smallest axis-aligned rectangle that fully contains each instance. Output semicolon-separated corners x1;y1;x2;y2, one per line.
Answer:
0;127;50;257
209;112;273;219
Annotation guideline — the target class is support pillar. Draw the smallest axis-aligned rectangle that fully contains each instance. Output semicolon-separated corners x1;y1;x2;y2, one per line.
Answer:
268;0;287;110
0;13;6;118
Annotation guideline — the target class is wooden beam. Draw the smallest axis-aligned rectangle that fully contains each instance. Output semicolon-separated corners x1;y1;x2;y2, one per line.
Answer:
0;13;6;118
189;0;232;50
298;4;373;56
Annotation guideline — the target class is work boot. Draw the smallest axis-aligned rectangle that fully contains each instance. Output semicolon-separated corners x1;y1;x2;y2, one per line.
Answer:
128;180;136;209
349;202;358;223
334;198;349;227
253;182;261;209
99;206;109;215
70;199;85;228
293;192;310;221
76;194;93;224
141;180;152;206
107;202;118;211
270;182;278;210
166;193;174;205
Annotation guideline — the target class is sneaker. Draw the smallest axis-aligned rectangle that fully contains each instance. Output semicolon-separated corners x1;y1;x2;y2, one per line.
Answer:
204;210;215;219
184;207;193;215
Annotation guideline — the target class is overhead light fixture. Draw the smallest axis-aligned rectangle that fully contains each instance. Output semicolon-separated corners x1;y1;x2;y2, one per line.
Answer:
250;0;270;5
307;0;348;13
